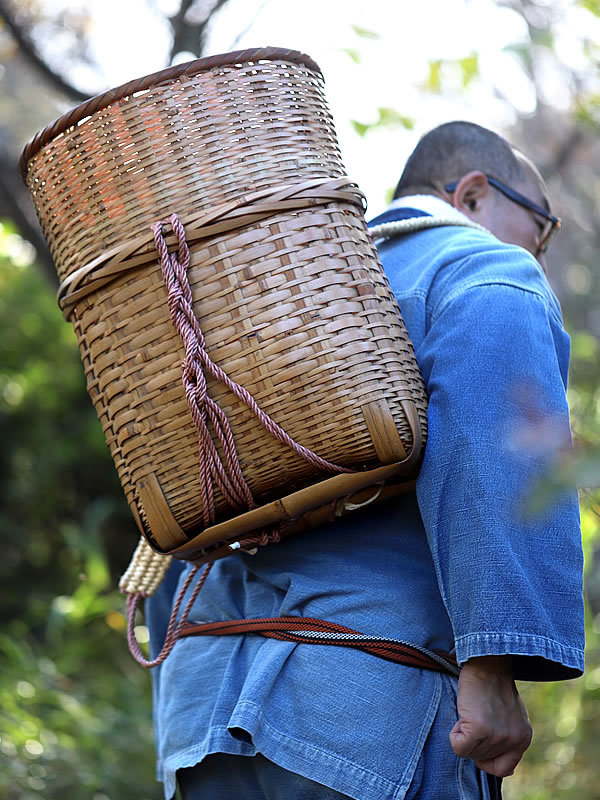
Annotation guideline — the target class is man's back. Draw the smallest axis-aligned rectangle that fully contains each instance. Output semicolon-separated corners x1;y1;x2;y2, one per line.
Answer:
148;199;583;800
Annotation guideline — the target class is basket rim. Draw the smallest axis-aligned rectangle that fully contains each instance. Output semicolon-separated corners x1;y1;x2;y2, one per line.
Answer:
19;46;322;180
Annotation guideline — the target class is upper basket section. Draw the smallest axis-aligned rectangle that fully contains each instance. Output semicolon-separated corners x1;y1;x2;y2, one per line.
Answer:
19;47;340;287
20;47;428;555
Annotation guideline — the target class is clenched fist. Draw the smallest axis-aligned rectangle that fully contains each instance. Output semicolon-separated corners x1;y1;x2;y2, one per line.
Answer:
450;655;533;777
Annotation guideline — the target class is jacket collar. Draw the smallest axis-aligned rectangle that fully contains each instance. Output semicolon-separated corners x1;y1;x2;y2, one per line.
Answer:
387;194;472;224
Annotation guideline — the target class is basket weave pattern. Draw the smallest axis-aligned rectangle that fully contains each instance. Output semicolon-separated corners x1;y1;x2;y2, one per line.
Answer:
22;49;427;552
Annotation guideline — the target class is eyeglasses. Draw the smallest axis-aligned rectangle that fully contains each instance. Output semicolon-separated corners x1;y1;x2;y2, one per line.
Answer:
444;175;561;256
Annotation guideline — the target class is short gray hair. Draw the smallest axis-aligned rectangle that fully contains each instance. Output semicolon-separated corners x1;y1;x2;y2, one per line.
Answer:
393;121;524;199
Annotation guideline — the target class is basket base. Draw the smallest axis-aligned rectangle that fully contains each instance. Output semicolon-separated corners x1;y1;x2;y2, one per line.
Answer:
181;478;417;565
138;449;420;563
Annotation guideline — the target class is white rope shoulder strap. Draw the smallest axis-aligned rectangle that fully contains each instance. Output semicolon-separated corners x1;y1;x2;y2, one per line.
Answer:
120;537;171;597
368;215;487;242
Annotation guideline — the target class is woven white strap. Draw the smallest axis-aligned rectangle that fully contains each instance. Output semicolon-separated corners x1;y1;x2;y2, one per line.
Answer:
119;536;172;597
369;215;487;241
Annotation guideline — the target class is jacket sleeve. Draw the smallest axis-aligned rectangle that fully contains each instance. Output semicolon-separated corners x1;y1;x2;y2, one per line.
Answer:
415;274;585;681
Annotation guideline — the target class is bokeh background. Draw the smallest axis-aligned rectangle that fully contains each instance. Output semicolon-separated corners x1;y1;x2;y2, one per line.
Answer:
1;1;599;798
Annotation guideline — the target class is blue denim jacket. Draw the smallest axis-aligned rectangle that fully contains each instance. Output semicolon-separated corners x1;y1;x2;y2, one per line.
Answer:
147;197;584;800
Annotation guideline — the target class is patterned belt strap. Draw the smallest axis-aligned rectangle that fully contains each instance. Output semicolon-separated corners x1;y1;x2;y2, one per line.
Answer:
180;616;460;677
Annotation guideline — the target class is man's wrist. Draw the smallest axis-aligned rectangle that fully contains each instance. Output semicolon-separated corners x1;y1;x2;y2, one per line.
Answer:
463;654;513;677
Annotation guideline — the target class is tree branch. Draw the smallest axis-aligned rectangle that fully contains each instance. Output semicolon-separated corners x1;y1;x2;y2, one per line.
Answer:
169;0;230;62
0;0;91;101
169;0;195;62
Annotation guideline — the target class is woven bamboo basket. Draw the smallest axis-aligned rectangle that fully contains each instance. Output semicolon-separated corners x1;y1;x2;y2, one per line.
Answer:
20;47;428;564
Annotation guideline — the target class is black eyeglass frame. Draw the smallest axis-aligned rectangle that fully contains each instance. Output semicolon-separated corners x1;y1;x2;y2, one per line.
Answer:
444;175;561;255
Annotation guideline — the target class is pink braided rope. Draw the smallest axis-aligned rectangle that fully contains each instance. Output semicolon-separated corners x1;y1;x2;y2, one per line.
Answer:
152;214;354;503
153;217;255;526
126;562;213;668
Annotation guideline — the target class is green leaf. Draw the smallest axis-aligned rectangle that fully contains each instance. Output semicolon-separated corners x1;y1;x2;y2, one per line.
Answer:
459;52;479;87
502;43;532;70
580;0;600;16
339;47;361;64
350;109;414;138
351;24;379;39
426;59;442;92
575;94;600;128
377;107;415;129
530;27;555;49
350;119;370;137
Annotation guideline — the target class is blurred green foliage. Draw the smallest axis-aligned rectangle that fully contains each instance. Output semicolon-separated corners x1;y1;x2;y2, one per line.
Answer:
504;332;600;799
423;53;480;93
0;223;159;799
351;107;415;138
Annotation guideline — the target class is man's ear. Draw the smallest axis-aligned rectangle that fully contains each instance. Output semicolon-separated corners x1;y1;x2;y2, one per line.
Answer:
447;171;490;217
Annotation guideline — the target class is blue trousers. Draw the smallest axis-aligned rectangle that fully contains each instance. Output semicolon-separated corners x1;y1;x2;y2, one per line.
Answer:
177;750;502;800
178;753;351;799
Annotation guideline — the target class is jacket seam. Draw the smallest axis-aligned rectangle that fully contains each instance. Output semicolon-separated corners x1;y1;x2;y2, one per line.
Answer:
430;279;563;328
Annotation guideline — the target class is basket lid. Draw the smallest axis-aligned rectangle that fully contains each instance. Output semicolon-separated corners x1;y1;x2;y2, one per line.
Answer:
19;46;322;180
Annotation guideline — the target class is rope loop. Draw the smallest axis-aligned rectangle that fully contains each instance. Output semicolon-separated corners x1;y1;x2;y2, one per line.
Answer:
126;562;213;669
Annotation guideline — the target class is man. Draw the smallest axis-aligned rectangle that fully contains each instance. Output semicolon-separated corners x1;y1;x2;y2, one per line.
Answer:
146;121;584;799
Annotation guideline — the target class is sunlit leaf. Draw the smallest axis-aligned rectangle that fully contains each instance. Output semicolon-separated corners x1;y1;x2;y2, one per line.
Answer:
581;501;600;556
377;107;414;129
351;24;379;39
350;119;369;137
426;59;442;92
580;0;600;17
339;47;361;64
351;109;414;138
459;52;479;87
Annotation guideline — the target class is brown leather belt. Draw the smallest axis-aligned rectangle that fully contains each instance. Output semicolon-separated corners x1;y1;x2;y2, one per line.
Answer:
180;615;460;677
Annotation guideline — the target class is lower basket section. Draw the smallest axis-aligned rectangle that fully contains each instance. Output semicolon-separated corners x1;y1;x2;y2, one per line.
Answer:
133;397;422;562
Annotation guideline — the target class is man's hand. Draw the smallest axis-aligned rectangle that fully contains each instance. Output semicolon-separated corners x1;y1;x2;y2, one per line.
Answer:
449;655;533;777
